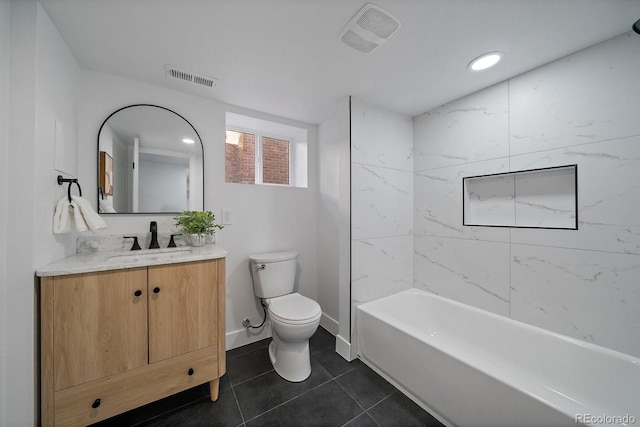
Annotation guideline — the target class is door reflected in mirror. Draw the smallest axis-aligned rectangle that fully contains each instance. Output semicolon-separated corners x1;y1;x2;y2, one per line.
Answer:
97;105;204;214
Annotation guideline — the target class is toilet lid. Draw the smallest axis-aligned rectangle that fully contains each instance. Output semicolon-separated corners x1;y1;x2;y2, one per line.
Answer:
269;293;322;324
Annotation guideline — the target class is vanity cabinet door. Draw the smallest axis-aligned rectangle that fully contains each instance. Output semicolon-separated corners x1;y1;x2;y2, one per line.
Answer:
148;259;219;363
51;268;148;390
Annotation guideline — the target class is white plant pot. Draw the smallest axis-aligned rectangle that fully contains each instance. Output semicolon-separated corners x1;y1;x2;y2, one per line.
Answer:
189;234;206;247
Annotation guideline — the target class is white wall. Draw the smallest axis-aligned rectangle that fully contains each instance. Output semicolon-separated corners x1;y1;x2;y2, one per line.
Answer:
0;0;11;422
77;70;319;350
414;32;640;357
6;4;37;423
33;1;79;263
3;1;80;424
350;97;414;345
317;97;350;337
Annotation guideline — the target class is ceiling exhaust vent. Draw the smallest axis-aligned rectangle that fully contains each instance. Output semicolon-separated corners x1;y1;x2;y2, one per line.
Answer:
165;65;218;88
339;3;401;53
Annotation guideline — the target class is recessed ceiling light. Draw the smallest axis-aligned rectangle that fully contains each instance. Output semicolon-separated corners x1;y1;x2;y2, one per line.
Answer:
469;52;503;71
182;138;195;144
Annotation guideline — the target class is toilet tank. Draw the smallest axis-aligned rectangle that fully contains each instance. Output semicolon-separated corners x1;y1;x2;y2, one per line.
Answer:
249;251;299;299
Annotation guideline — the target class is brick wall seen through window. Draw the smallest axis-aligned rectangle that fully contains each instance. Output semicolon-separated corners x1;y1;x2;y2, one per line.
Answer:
225;130;290;185
225;130;255;184
262;137;289;185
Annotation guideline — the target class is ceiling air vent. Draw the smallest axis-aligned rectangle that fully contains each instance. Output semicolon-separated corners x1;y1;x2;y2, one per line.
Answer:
165;65;218;88
339;3;401;53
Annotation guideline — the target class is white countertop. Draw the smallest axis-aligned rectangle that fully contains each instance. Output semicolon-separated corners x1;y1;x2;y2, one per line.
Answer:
36;245;227;277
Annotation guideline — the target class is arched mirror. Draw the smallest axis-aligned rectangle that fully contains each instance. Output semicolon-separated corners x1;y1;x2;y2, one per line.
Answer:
97;104;204;214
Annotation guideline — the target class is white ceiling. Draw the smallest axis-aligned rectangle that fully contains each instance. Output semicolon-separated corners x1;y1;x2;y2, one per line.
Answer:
40;0;640;125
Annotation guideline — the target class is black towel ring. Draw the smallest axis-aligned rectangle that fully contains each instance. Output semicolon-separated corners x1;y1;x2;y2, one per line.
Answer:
57;175;82;203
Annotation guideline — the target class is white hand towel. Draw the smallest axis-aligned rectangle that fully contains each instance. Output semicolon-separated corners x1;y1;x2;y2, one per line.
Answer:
71;200;89;232
72;195;107;231
53;197;72;234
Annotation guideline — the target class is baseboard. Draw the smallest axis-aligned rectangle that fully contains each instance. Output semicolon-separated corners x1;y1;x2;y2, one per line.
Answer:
225;325;271;351
320;313;339;335
227;314;340;352
335;333;356;361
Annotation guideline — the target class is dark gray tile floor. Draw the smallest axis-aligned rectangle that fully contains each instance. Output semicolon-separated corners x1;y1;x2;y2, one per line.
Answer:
94;327;443;426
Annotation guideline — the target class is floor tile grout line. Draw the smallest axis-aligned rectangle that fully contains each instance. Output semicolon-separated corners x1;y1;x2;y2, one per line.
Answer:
227;344;270;361
333;374;368;414
229;368;275;388
309;357;360;381
334;376;387;427
333;368;399;422
241;376;337;424
230;382;248;426
236;355;365;424
231;344;353;423
340;410;382;427
331;362;365;381
362;391;397;426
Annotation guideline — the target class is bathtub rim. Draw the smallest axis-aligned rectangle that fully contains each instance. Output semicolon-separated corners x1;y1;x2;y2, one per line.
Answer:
357;288;640;364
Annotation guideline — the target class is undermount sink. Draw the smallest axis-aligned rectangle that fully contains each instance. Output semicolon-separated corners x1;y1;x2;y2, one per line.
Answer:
107;248;194;263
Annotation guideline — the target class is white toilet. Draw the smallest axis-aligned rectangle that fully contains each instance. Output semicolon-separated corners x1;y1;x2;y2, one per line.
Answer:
249;251;322;382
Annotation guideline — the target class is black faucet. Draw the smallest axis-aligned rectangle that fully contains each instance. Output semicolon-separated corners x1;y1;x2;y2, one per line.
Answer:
149;221;160;249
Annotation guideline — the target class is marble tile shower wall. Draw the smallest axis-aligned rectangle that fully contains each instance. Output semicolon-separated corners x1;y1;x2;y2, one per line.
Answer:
350;98;414;320
413;32;640;357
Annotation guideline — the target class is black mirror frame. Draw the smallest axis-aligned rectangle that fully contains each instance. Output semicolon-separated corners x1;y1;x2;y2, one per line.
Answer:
96;104;205;215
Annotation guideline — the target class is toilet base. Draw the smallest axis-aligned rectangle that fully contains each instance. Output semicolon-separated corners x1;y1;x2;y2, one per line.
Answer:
269;338;311;382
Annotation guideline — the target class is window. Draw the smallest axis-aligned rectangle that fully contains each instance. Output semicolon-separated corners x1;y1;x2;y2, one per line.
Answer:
225;112;307;187
261;136;290;185
225;130;290;185
225;130;256;184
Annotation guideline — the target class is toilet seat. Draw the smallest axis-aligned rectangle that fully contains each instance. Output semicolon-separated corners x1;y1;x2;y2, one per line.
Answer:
268;293;321;325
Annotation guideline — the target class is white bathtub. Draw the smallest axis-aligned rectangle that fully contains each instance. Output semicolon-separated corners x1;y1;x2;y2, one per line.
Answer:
356;289;639;427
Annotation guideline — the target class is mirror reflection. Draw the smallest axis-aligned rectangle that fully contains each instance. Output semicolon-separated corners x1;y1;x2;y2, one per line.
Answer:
97;105;204;214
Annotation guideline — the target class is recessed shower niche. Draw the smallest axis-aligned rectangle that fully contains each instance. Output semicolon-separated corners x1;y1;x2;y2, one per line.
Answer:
463;165;577;229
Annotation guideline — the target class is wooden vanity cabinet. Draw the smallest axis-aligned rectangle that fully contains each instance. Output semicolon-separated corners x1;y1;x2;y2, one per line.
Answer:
40;258;226;427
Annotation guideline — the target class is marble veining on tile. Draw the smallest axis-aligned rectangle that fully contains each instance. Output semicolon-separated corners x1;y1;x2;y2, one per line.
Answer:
509;33;640;155
510;244;640;357
350;97;414;171
414;158;510;242
352;163;413;240
413;81;509;171
413;235;510;316
510;135;640;254
352;236;413;306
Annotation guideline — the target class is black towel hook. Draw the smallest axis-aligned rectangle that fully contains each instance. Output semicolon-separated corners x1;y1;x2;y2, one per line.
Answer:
57;175;82;203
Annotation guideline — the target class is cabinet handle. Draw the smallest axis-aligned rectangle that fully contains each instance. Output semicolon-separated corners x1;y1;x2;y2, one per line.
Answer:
188;368;195;376
153;287;160;294
134;290;142;297
91;398;101;409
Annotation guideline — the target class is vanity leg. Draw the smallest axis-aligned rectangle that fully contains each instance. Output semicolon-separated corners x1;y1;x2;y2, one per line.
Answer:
209;378;220;401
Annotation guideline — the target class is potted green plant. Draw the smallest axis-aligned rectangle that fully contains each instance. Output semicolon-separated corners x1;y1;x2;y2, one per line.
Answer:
173;210;223;247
